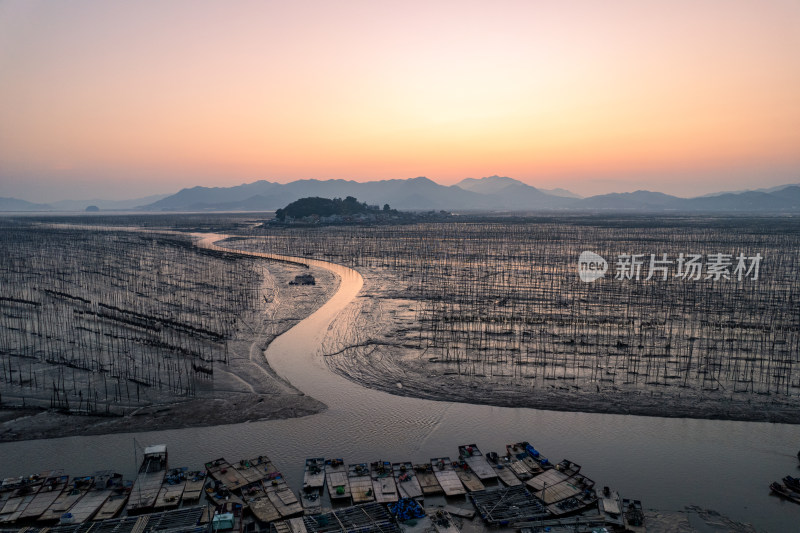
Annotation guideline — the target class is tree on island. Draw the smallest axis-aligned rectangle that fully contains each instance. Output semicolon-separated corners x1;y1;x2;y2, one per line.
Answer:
275;196;395;221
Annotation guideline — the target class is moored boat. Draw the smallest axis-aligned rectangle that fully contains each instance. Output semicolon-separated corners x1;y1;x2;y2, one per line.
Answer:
325;458;350;501
348;463;374;504
303;458;326;491
430;457;466;497
38;475;94;523
17;471;69;522
451;460;485;492
392;462;423;500
457;444;497;482
126;444;168;514
154;467;187;510
770;481;800;504
484;452;522;487
370;460;398;503
412;463;443;495
783;475;800;492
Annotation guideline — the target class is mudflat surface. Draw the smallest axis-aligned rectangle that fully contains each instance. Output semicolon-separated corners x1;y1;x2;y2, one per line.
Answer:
0;250;339;442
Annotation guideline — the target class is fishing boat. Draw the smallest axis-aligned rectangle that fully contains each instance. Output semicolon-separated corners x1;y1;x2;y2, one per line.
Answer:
17;472;69;522
58;472;121;524
0;470;59;524
181;471;207;504
263;476;303;519
484;452;521;487
505;443;544;477
154;467;187;510
770;482;800;504
303;458;326;491
325;458;350;501
431;509;460;533
370;461;398;503
412;463;443;495
430;458;466;497
38;475;94;523
93;480;131;521
206;458;250;493
392;462;423;499
597;486;624;529
783;475;800;492
299;458;325;515
622;498;646;531
205;478;245;508
348;463;374;504
457;444;497;482
451;460;485;492
126;444;168;514
243;482;280;523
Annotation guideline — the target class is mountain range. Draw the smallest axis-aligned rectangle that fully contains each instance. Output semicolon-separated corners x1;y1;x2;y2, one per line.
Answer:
2;176;799;213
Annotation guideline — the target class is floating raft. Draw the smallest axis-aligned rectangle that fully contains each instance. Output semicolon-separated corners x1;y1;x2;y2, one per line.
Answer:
369;461;398;504
205;458;250;493
303;459;326;491
303;503;401;533
58;485;111;524
249;488;282;523
451;461;485;493
506;443;544;476
412;464;442;496
457;445;497;482
324;459;350;501
431;509;459;533
430;458;466;497
484;452;522;487
181;471;206;504
157;467;189;510
392;463;423;500
470;485;549;525
18;473;70;521
347;464;374;504
265;479;304;519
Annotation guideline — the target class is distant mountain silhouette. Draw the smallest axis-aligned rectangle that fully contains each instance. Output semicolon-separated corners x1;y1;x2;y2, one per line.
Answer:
0;197;53;211
125;177;800;213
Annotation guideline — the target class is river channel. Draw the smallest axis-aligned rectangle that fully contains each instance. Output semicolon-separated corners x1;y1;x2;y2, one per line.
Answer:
0;233;798;531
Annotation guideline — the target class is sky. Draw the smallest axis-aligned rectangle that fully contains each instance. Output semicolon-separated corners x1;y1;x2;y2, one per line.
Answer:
1;0;799;202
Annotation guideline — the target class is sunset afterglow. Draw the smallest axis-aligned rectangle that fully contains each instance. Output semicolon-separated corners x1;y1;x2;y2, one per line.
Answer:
1;0;798;201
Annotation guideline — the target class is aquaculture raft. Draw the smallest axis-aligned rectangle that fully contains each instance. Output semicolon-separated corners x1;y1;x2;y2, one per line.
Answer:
457;445;497;482
347;464;374;504
484;452;522;487
391;463;423;500
469;485;549;525
412;464;443;496
324;459;350;501
369;461;398;504
430;458;466;497
302;502;400;533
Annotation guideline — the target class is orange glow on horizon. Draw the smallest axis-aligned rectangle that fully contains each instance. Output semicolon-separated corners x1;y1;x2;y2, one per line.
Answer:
1;0;799;201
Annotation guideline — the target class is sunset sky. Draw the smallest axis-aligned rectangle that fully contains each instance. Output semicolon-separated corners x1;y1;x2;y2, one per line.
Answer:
1;0;799;202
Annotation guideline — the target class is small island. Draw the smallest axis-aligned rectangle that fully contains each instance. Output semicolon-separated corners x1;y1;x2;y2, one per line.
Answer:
272;196;450;225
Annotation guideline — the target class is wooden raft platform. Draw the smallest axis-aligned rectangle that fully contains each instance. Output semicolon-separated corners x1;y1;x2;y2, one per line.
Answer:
392;463;423;500
413;464;443;495
370;461;398;504
457;445;497;482
347;464;374;504
325;460;350;501
430;458;466;497
452;461;485;493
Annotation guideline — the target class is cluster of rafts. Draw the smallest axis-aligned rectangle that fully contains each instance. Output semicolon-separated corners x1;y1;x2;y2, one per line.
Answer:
0;442;646;532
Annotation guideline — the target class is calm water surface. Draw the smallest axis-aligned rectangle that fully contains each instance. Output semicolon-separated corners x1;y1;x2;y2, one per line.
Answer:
0;234;797;531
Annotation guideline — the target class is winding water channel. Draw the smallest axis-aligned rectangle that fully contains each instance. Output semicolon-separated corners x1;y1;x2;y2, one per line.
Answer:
1;233;798;531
